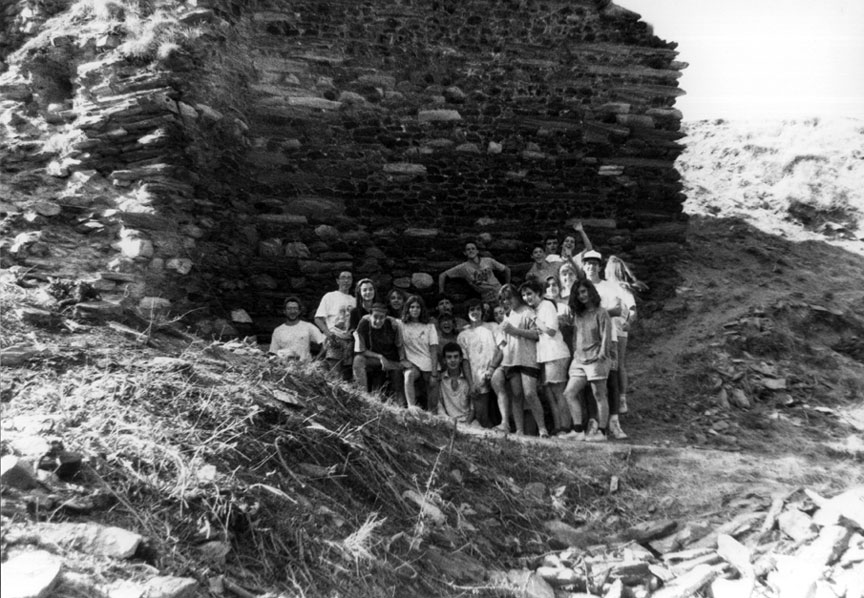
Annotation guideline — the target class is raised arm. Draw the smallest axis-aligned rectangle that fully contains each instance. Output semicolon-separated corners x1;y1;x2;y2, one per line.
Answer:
573;220;593;251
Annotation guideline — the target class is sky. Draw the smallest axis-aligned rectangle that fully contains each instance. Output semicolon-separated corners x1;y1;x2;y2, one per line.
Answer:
617;0;864;120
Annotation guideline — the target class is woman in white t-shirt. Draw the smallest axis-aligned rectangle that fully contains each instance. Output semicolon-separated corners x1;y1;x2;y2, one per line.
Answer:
400;295;440;412
522;279;571;435
496;284;549;438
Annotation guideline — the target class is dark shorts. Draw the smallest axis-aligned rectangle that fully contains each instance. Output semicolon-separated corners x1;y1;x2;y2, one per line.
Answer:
502;365;541;380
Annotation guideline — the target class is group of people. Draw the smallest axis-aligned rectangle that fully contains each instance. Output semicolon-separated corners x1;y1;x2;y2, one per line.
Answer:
269;222;647;442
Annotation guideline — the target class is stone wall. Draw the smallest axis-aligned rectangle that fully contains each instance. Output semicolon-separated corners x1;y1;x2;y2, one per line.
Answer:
0;0;687;338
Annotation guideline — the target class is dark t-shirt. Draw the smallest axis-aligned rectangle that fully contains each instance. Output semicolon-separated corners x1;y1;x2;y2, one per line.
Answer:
356;318;400;361
349;304;372;331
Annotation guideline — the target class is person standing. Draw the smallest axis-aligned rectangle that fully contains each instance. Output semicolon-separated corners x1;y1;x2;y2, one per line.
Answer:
562;279;612;442
457;299;500;427
584;250;628;440
496;284;550;438
520;280;571;435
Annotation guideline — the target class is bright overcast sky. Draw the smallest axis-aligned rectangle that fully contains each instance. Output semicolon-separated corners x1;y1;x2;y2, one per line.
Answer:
618;0;864;120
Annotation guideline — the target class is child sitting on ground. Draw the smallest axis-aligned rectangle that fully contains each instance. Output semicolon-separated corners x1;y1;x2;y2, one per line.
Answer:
438;342;474;424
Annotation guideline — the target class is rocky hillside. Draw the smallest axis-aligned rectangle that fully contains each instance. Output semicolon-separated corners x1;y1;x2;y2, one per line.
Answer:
679;117;864;244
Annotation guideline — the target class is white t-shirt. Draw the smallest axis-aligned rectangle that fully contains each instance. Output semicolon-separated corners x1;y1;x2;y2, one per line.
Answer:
314;291;355;332
270;321;325;361
595;280;626;338
500;307;538;368
457;325;497;391
534;300;570;363
401;321;439;372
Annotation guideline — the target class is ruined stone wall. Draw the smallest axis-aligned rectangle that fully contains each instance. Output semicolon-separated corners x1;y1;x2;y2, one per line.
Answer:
0;0;686;338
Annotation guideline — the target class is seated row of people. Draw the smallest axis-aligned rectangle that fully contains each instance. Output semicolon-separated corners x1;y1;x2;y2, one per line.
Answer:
270;223;646;441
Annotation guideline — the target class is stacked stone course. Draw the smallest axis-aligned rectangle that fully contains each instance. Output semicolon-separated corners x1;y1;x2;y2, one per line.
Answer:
1;0;687;338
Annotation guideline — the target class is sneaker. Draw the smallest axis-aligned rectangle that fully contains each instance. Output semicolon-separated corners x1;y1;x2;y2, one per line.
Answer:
619;395;629;414
585;419;599;436
608;418;629;440
585;429;607;442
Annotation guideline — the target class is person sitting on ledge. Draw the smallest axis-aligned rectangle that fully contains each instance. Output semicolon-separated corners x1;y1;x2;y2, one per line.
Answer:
353;302;411;403
269;296;325;362
438;342;474;424
314;271;356;380
439;240;510;306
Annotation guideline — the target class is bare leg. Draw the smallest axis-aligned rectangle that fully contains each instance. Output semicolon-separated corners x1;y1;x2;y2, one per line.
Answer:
521;374;549;436
352;355;370;391
425;371;440;414
563;377;588;426
547;381;569;431
618;336;629;413
591;380;609;428
508;374;526;434
491;367;511;432
404;367;420;408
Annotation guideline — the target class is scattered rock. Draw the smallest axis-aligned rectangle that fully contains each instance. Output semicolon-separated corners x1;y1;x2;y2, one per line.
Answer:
138;297;171;312
1;456;40;490
426;547;486;583
142;576;197;598
0;550;63;598
37;522;142;559
411;272;434;289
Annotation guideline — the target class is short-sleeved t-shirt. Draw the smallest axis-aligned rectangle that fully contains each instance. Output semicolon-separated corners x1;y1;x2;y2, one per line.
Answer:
401;321;439;372
457;325;497;391
572;307;610;364
314;291;355;332
356;318;401;361
534;300;571;363
269;321;325;361
526;261;559;285
500;307;538;368
596;280;631;338
447;258;506;303
440;370;472;423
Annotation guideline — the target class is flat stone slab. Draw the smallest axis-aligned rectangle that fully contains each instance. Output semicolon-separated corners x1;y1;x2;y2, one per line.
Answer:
37;522;142;559
143;576;198;598
418;109;461;122
0;550;63;598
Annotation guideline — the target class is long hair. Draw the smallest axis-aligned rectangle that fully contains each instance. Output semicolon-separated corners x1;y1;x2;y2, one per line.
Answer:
497;283;525;307
401;295;429;324
605;256;648;293
354;278;378;304
568;279;601;317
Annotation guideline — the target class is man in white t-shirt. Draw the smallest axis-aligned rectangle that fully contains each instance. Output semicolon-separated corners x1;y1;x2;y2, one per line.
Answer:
314;271;356;379
438;241;510;304
270;297;325;361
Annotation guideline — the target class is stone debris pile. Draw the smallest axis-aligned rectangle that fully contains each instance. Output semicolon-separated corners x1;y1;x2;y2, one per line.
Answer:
508;486;864;598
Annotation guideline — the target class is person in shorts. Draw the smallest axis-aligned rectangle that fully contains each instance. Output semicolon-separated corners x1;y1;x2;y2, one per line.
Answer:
562;279;612;442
